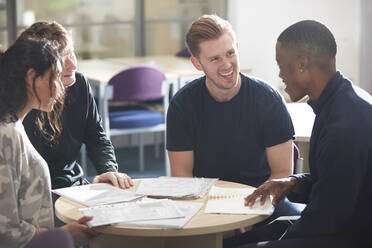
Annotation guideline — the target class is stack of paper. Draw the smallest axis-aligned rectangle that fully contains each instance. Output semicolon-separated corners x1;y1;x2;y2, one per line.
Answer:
118;199;203;229
54;182;205;229
204;186;274;215
79;199;186;227
136;177;218;199
52;183;143;206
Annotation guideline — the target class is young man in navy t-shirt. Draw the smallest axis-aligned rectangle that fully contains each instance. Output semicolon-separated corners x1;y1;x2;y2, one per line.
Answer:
166;15;303;220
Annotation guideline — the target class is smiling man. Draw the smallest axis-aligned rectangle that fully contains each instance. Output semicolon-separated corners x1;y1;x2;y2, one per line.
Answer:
240;20;372;248
166;15;302;223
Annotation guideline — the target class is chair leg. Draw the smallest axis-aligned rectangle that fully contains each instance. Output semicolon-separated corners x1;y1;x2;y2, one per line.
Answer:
154;132;160;158
164;132;171;176
129;134;132;147
295;157;304;174
139;133;145;172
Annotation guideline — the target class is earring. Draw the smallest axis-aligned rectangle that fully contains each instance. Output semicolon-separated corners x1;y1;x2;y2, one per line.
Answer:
300;68;304;73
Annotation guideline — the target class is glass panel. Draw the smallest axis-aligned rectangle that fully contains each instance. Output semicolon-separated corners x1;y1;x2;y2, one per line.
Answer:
16;0;135;26
17;24;136;59
72;25;136;59
15;0;136;59
0;0;5;25
145;0;225;19
0;30;7;49
146;22;189;56
0;0;6;49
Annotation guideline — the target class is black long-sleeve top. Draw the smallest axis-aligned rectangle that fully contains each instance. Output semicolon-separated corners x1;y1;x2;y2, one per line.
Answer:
284;71;372;241
23;72;118;188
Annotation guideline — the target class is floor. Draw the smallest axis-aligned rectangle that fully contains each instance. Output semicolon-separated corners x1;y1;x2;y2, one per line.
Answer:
86;145;166;179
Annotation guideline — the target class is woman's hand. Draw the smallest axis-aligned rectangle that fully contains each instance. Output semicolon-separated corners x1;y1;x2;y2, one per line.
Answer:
61;216;98;246
92;172;134;189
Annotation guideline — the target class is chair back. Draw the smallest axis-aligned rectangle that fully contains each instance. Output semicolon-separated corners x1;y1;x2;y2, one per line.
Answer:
175;47;191;58
108;65;166;102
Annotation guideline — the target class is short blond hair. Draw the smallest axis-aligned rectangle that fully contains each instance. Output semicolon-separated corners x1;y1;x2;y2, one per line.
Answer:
185;15;236;57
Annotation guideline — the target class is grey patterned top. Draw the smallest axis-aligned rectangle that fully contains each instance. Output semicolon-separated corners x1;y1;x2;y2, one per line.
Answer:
0;121;54;248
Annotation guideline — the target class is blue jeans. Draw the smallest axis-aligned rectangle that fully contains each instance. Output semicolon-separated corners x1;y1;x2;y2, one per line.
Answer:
253;197;305;228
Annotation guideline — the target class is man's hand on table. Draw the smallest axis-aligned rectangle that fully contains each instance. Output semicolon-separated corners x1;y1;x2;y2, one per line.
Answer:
244;177;299;207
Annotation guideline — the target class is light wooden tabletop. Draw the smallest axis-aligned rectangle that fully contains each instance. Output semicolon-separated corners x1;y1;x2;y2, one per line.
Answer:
286;102;315;142
77;59;128;83
78;55;252;84
78;56;200;83
106;56;205;78
55;179;267;237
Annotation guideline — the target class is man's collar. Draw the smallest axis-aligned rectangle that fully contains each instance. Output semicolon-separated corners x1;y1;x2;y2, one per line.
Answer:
307;71;342;115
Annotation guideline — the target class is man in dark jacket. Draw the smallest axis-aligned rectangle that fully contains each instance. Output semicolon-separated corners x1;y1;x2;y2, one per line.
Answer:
240;20;372;247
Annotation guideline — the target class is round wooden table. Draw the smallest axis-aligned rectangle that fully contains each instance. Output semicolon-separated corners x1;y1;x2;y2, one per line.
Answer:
55;179;268;248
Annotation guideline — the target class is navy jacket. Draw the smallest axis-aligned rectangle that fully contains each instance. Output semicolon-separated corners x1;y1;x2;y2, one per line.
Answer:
285;71;372;240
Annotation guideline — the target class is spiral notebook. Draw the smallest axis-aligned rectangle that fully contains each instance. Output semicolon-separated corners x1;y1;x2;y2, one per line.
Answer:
204;186;274;215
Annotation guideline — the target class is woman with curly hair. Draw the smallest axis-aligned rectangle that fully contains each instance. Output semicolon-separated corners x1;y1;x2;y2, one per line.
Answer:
0;38;96;247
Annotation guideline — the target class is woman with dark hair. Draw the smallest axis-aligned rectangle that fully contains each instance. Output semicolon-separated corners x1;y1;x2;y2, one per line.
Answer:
21;21;133;189
0;38;96;247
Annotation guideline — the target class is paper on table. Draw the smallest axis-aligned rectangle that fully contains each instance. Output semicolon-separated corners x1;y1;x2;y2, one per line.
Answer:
204;186;274;215
52;183;143;206
136;177;218;199
118;199;203;229
79;199;185;227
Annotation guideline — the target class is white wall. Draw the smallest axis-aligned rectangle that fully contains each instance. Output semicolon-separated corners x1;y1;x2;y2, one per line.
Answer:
228;0;362;97
360;0;372;94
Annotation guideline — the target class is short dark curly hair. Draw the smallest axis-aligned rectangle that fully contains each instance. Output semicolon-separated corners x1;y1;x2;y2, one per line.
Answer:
277;20;337;59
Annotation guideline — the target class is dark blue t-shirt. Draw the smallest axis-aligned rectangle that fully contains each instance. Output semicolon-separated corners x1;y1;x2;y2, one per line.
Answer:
167;73;294;187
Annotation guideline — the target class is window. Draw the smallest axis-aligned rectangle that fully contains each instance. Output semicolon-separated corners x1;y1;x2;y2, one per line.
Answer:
145;0;226;55
16;0;136;59
0;0;6;49
8;0;226;59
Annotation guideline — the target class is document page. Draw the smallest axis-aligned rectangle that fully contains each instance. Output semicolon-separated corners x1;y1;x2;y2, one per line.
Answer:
121;200;203;229
204;186;274;215
79;199;185;227
136;177;218;199
52;183;143;206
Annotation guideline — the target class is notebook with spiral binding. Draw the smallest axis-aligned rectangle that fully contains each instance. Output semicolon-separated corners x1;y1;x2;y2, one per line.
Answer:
204;186;274;215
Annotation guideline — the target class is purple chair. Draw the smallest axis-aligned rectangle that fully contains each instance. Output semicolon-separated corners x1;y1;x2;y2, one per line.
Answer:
175;47;191;58
107;65;166;172
25;228;74;248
